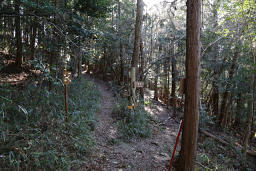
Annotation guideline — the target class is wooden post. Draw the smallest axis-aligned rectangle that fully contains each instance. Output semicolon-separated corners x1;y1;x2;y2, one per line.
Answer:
64;84;68;123
131;67;136;104
63;69;71;123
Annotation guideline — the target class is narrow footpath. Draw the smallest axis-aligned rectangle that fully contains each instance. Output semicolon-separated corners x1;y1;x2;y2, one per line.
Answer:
83;76;180;171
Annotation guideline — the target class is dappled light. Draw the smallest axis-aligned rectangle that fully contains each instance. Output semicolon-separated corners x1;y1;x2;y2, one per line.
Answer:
0;0;256;170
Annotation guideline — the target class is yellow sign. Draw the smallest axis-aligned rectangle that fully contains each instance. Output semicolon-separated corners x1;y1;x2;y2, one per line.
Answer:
63;69;72;85
128;103;136;110
128;105;133;109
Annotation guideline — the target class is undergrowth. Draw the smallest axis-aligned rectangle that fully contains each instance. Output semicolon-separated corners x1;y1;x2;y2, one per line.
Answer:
112;98;151;139
0;77;100;170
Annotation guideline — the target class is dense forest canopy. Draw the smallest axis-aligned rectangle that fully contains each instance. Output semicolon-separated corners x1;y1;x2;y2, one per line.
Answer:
0;0;255;170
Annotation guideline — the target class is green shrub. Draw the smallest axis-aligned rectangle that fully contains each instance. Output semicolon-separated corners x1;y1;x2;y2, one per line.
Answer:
113;98;151;139
0;77;100;170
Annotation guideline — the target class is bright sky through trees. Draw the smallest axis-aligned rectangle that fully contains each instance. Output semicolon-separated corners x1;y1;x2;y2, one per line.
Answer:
143;0;165;9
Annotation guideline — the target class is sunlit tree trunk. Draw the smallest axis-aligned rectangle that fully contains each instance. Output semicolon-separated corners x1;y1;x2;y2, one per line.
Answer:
30;17;37;60
131;0;143;103
176;0;201;170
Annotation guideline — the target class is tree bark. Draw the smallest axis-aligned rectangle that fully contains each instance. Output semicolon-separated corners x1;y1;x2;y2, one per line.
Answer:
167;45;171;109
219;50;239;127
210;0;220;117
131;0;143;103
243;46;255;157
118;0;124;85
176;0;201;170
30;17;37;60
15;0;23;67
154;44;162;101
154;62;160;101
233;92;242;127
171;43;177;115
139;37;144;99
163;46;169;105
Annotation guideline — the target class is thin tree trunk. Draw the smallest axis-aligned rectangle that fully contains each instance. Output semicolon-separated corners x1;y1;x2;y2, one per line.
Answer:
167;45;171;109
139;38;144;99
225;93;233;127
118;0;124;84
30;17;37;60
171;43;177;115
176;0;201;170
163;47;169;105
77;40;82;77
234;92;242;127
154;63;160;101
15;0;22;67
219;50;239;127
154;44;162;101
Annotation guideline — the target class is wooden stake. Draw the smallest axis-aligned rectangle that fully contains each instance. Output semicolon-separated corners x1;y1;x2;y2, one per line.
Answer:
64;84;69;122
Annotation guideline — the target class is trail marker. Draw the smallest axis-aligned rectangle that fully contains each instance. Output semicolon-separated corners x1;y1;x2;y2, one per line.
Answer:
63;69;72;123
128;103;136;110
134;81;144;88
168;120;184;171
63;69;72;85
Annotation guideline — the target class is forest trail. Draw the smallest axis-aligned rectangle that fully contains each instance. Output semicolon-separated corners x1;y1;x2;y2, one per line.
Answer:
83;75;180;171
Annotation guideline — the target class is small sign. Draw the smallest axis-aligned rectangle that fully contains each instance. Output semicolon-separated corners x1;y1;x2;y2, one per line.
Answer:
179;78;185;94
128;103;136;110
128;105;133;110
134;81;144;88
63;69;72;85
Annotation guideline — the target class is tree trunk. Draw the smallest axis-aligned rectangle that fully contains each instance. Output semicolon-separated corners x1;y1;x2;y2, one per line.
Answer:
176;0;201;170
171;43;177;115
219;50;239;127
139;37;144;99
130;0;143;103
163;46;169;105
15;0;23;67
118;0;124;84
167;45;171;109
243;47;255;157
30;17;37;60
154;44;162;101
210;0;220;117
154;63;160;101
77;42;82;77
233;93;242;127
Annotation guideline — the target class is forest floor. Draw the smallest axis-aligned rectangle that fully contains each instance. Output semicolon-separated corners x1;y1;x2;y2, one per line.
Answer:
81;75;256;171
82;75;181;171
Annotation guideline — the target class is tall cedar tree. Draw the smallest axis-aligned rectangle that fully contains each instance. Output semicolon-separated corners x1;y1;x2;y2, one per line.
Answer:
176;0;201;170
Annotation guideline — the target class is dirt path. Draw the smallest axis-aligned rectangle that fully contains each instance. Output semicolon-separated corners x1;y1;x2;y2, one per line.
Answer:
84;77;180;171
